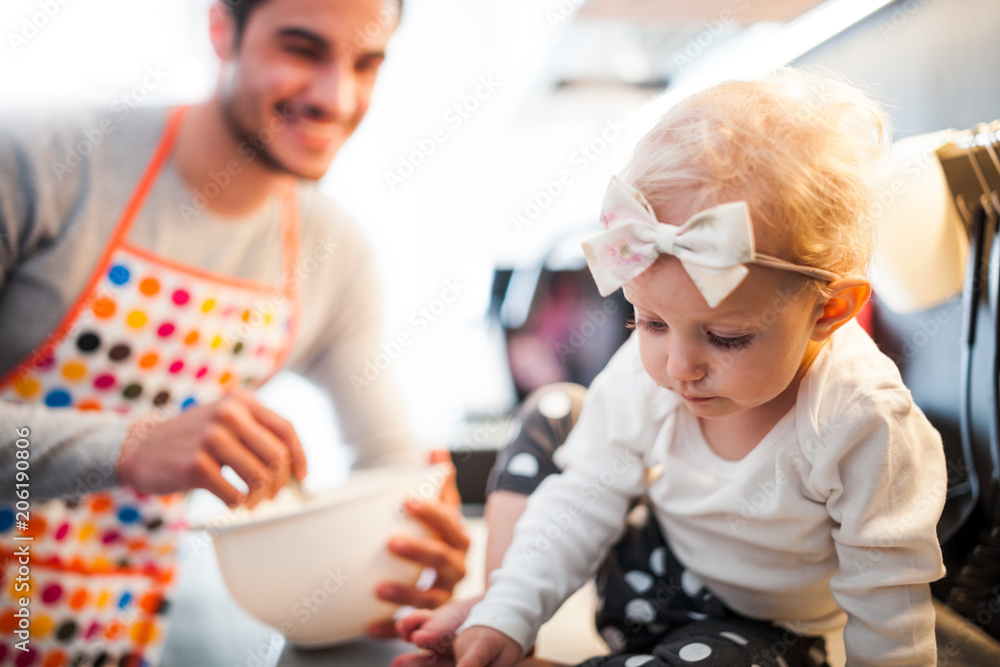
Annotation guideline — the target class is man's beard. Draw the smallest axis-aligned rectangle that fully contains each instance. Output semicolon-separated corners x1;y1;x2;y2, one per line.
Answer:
219;88;298;177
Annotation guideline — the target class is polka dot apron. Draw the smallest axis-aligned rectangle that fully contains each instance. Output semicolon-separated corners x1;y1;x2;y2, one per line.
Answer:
0;107;300;667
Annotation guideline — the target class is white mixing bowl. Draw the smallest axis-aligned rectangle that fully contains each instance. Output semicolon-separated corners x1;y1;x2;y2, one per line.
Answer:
207;463;450;646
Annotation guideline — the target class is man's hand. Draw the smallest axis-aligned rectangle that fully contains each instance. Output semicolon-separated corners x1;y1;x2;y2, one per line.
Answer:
454;626;523;667
367;450;471;638
117;389;307;508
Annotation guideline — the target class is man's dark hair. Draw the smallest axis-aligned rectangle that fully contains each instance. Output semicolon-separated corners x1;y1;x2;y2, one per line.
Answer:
223;0;268;45
223;0;402;46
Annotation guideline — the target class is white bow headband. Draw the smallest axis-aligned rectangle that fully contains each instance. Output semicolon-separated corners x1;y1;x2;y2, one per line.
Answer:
581;177;840;307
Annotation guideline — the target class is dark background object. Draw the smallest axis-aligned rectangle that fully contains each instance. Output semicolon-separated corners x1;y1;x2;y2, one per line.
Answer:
494;266;631;401
873;137;1000;647
454;240;632;506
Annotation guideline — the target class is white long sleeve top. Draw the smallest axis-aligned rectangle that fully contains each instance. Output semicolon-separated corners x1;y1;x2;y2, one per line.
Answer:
463;321;947;666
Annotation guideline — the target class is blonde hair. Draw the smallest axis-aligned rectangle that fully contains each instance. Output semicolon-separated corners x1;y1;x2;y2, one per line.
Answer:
625;67;889;283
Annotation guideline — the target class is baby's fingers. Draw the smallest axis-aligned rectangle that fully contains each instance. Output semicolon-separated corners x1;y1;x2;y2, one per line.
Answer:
396;610;434;643
410;597;479;653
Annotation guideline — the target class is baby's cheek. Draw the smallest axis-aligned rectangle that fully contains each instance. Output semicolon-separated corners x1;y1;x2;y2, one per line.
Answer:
720;365;774;401
638;345;669;384
707;353;737;378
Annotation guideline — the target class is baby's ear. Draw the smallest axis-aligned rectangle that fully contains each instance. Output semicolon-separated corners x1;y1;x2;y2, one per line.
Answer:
811;277;872;342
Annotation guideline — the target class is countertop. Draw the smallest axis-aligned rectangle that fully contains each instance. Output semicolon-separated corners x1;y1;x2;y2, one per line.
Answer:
159;515;607;667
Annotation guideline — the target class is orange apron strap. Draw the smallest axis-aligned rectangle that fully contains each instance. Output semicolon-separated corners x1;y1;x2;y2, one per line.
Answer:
0;106;190;389
279;179;300;286
273;180;301;371
107;105;190;246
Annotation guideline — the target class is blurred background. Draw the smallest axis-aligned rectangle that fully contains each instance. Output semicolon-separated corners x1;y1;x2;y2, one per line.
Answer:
1;0;999;494
5;2;1000;665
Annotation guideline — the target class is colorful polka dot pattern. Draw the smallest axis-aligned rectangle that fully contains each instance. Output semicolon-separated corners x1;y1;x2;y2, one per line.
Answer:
2;247;293;415
0;567;166;666
0;489;182;577
0;243;296;666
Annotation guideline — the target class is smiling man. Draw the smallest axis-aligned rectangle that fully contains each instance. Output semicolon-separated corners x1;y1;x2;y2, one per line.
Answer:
0;0;468;664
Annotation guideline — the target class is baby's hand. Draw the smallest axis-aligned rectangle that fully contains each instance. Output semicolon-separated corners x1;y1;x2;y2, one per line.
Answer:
454;625;522;667
393;596;481;663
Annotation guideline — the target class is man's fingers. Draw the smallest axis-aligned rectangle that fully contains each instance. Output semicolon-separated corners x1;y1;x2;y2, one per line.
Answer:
233;414;291;499
376;581;450;609
427;450;461;506
388;534;465;589
365;617;399;639
246;398;308;480
191;451;245;507
404;499;470;551
213;399;290;498
203;423;272;504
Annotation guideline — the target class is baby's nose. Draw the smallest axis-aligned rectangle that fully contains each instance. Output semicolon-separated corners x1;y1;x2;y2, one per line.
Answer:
665;347;706;383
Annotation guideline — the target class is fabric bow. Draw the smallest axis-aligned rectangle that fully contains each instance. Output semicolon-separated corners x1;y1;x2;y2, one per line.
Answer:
581;177;839;307
582;176;756;307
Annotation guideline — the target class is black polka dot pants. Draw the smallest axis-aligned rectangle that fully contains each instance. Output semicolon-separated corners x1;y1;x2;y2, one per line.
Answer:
578;618;828;667
488;384;829;667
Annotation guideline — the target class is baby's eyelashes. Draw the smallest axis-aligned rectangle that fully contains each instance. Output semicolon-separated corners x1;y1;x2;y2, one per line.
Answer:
630;319;668;333
628;316;755;350
707;332;755;350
